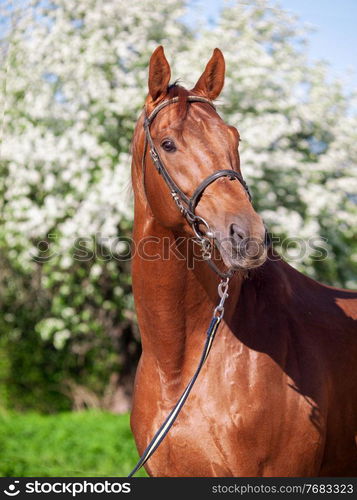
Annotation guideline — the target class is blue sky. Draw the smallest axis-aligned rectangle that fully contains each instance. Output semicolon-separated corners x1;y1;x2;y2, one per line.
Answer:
188;0;357;89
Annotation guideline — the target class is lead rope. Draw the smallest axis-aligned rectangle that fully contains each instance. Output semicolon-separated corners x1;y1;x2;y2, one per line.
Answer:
127;277;230;477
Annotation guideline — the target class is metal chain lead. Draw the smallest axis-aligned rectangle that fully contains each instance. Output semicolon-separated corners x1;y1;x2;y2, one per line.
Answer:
214;277;230;319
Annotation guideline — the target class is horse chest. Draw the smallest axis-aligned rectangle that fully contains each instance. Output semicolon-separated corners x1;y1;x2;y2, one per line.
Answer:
132;347;325;476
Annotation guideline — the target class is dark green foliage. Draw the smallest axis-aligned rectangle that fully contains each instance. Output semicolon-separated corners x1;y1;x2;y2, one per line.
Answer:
0;234;141;413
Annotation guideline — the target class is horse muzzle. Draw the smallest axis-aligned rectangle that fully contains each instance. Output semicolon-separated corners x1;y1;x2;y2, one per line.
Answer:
214;221;269;270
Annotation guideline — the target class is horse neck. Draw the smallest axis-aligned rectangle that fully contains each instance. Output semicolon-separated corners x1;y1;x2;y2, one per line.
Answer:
131;193;243;373
131;124;244;374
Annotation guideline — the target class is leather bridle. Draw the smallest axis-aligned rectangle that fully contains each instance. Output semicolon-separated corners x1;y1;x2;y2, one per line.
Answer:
142;95;252;279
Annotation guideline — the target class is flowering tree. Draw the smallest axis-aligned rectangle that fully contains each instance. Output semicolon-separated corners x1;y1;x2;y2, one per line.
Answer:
0;0;356;411
0;0;190;411
172;2;357;286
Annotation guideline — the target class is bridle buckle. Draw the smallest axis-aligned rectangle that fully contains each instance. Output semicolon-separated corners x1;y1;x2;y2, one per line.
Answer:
150;149;161;171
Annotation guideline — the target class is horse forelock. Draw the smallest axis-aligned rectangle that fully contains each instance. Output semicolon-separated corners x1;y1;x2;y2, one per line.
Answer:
166;82;190;127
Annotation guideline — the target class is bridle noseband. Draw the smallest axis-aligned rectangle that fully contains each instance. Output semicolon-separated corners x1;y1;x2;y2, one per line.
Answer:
142;95;252;279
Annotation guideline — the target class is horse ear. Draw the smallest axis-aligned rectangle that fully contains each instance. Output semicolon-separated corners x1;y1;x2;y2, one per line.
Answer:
148;46;171;102
192;48;225;100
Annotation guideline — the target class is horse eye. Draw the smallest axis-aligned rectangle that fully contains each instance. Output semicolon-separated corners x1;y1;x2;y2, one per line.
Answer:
161;139;176;152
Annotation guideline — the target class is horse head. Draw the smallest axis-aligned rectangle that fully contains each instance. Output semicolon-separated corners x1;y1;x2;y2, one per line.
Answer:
137;46;268;272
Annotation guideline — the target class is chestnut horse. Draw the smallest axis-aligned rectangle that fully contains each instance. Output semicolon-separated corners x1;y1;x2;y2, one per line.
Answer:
130;46;357;476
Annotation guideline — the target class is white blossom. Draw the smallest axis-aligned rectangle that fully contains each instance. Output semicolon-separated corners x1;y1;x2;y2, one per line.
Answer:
0;0;356;289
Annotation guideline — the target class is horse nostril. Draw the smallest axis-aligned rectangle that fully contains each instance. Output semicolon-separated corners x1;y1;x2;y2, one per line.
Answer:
229;223;246;243
264;228;272;248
